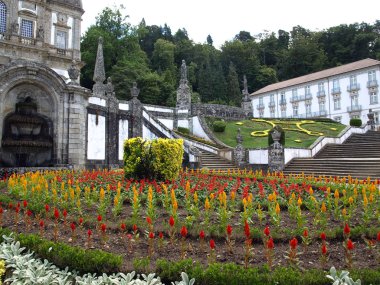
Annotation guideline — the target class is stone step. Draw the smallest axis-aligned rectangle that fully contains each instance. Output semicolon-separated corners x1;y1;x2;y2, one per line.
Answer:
198;150;237;170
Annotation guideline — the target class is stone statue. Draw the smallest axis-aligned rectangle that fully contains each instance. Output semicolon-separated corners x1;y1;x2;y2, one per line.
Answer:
37;25;44;40
243;75;248;94
67;60;80;83
106;77;114;94
236;128;243;144
180;59;187;83
10;21;19;35
130;82;140;98
367;109;375;130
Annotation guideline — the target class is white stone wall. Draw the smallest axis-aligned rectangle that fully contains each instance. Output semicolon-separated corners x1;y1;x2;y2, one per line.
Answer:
178;119;189;129
89;97;106;107
118;120;129;160
143;125;158;140
119;103;129;111
251;66;380;125
158;119;174;130
192;116;212;141
87;114;105;160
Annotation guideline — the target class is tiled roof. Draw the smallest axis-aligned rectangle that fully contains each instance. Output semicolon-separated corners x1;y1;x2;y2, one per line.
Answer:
251;58;380;96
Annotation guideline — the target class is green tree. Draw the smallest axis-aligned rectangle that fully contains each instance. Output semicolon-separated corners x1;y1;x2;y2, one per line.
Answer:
226;62;241;106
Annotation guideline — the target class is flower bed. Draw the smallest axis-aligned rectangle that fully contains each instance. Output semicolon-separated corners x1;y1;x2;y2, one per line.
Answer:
0;169;379;282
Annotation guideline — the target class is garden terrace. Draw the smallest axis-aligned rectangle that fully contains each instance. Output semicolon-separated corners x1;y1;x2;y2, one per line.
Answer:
0;169;379;283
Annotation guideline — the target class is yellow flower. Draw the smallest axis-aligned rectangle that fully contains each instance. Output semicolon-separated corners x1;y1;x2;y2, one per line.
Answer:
275;203;281;215
342;208;347;216
99;187;105;202
334;189;339;199
309;187;314;196
193;192;198;204
363;195;368;207
230;191;236;201
297;197;302;207
205;198;210;211
348;196;354;205
321;202;327;212
114;195;119;207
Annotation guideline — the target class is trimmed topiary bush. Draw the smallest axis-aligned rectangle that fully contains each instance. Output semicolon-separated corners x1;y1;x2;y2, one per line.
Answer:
268;125;285;146
349;118;362;127
212;120;226;132
124;137;184;181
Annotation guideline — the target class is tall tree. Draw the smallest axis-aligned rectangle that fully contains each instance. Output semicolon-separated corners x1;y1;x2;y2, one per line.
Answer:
226;62;241;106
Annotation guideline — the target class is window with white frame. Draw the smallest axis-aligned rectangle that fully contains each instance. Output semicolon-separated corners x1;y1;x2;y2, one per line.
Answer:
350;75;357;87
305;85;311;95
259;97;263;104
370;91;378;104
281;109;286;118
319;101;325;112
306;103;311;116
374;112;379;124
56;30;67;49
318;82;324;92
270;93;274;103
259;109;264;118
333;97;341;110
280;92;285;101
21;19;33;38
334;116;341;123
292;88;297;99
293;105;298;117
0;1;6;34
351;95;358;107
368;70;376;82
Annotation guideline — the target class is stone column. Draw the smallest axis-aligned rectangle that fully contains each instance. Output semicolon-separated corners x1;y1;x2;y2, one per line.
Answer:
106;77;119;168
233;128;246;168
130;82;143;138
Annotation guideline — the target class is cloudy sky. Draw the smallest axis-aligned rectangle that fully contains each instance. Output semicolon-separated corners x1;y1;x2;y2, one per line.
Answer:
81;0;380;48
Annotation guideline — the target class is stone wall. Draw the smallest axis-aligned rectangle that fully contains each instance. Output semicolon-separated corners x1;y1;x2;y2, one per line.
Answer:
191;103;247;120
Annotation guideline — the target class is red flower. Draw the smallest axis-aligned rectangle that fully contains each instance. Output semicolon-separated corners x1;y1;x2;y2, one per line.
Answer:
244;221;250;239
70;222;76;232
15;207;20;214
87;229;92;237
39;220;44;228
320;232;326;240
45;204;50;212
0;208;3;214
180;226;188;238
159;232;164;239
149;232;155;239
8;203;12;209
54;208;59;220
321;244;327;255
199;230;205;239
120;223;126;231
226;224;232;235
267;237;274;249
290;237;298;249
377;232;380;242
133;224;138;232
63;209;67;218
264;226;270;237
169;216;175;227
347;239;354;250
26;210;32;217
23;200;28;208
146;216;152;225
303;229;308;237
101;223;106;233
209;239;215;250
97;215;102;222
79;217;83;225
344;223;350;235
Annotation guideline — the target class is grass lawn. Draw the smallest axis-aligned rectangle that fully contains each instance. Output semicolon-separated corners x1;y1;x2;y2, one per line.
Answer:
208;118;347;148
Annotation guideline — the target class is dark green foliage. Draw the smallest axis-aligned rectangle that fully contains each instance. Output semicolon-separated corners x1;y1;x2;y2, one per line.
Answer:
350;118;362;127
0;229;122;275
177;127;190;134
268;125;286;145
226;62;241;106
212;120;226;132
156;259;380;285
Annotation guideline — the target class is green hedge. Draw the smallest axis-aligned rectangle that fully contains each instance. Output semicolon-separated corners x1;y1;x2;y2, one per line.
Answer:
156;259;380;285
212;120;226;132
177;127;190;135
350;118;362;127
0;228;122;275
124;137;184;181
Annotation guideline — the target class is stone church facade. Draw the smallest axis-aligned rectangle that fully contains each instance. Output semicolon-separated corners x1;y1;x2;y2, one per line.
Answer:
0;0;89;168
0;0;250;170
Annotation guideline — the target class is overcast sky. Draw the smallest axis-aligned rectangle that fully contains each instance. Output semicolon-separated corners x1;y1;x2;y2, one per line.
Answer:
81;0;380;48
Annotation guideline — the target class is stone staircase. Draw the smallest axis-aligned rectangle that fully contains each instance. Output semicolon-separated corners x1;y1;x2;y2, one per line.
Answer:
199;150;239;171
283;131;380;180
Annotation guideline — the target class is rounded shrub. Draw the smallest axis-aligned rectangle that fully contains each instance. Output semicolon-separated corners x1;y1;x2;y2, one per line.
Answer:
349;118;362;127
212;120;226;132
268;125;285;146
